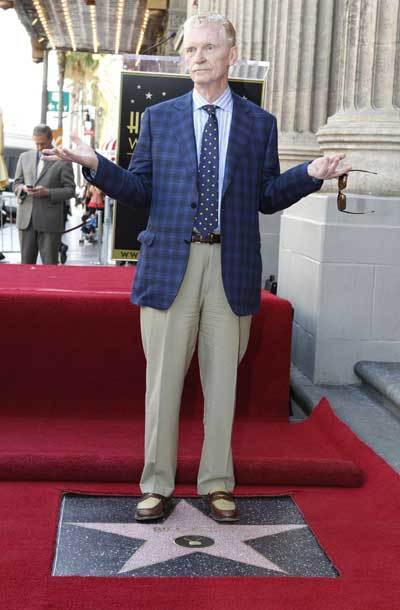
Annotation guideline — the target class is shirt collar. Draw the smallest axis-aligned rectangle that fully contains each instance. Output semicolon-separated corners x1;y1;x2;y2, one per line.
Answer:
192;86;232;112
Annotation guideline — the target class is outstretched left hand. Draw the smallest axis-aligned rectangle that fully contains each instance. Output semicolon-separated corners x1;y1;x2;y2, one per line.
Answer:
307;154;352;180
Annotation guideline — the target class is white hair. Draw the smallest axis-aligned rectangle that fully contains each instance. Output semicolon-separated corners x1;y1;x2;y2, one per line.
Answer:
183;13;236;47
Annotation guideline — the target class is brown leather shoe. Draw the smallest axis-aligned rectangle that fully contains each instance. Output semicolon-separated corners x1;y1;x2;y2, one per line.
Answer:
206;491;239;522
135;493;171;521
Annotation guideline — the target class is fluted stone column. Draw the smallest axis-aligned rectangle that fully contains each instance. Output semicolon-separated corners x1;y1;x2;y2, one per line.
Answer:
278;0;400;384
317;0;400;195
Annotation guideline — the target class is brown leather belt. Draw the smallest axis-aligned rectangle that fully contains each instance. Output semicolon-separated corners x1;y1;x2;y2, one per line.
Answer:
191;233;221;244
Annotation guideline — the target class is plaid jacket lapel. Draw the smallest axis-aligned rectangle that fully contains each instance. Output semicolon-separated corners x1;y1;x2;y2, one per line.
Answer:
222;93;253;199
173;92;198;176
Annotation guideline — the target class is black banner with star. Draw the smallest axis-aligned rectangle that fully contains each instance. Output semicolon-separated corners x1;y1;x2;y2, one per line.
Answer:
112;72;265;261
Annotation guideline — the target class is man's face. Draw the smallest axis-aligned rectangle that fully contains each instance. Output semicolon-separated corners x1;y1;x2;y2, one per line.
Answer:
183;24;237;88
33;133;52;153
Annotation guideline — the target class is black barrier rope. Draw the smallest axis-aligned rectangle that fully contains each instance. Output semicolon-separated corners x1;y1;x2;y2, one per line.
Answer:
61;220;88;235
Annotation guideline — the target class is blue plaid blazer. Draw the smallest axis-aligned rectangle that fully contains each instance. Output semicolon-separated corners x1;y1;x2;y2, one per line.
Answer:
85;90;322;315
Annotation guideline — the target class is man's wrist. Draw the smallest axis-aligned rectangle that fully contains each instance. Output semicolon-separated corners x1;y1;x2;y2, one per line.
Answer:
87;154;99;173
82;154;99;179
307;161;323;184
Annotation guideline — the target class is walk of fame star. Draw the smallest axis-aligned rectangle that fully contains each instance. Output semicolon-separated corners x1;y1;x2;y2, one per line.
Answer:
67;499;307;574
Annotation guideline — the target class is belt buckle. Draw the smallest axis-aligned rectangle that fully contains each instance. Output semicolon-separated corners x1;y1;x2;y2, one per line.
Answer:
191;232;219;244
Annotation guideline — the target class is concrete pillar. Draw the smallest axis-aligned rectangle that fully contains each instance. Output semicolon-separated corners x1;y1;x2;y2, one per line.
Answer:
278;0;400;384
279;192;400;385
317;0;400;196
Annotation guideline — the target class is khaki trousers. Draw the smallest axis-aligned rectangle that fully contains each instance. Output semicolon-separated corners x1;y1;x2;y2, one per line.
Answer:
139;243;252;496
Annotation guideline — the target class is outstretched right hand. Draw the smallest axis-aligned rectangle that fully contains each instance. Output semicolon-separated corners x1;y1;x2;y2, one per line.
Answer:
42;134;99;172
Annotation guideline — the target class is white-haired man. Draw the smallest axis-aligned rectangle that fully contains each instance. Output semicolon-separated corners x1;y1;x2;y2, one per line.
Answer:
43;13;350;521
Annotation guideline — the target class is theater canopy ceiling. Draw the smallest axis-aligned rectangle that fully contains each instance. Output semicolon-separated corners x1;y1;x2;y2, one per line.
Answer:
11;0;169;59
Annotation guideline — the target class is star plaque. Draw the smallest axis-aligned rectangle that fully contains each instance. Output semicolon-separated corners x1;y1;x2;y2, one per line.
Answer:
52;495;338;578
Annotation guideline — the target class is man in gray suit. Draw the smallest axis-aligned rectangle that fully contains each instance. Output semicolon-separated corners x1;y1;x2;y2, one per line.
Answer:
13;124;75;264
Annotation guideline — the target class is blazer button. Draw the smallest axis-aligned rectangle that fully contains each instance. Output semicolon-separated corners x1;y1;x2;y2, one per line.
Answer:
191;202;197;208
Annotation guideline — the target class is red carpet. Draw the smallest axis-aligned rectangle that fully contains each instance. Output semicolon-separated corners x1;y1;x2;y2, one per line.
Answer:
0;400;399;610
0;265;361;486
1;265;398;608
1;264;292;419
0;401;363;486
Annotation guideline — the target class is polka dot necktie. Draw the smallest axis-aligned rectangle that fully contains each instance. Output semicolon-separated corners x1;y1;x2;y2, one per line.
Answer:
194;105;219;236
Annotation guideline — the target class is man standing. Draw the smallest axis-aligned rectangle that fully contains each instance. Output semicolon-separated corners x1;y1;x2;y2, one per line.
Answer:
13;124;75;264
43;13;351;521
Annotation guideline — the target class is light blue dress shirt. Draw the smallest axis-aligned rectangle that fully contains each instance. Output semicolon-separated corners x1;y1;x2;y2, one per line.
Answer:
192;86;233;232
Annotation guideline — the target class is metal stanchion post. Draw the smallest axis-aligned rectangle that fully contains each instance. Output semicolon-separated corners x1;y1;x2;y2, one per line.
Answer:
99;195;112;265
0;193;4;252
96;210;103;264
0;193;20;255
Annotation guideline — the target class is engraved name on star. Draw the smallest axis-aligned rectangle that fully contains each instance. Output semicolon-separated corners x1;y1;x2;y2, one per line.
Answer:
67;499;306;574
